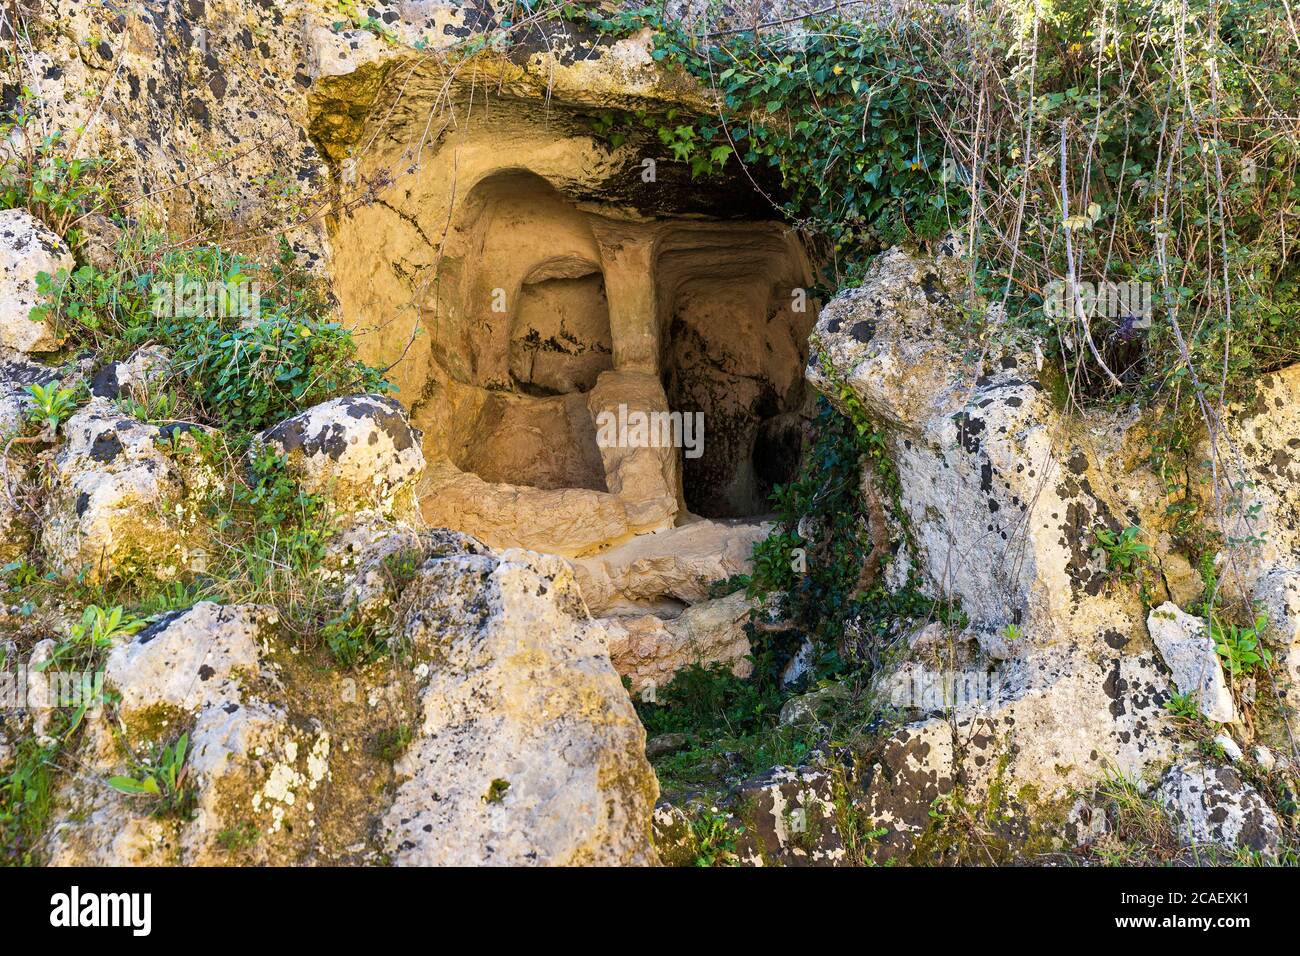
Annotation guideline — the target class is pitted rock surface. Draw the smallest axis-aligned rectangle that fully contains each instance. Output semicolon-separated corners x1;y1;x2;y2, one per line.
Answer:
257;394;425;516
383;546;659;866
0;209;74;353
39;398;218;582
1157;762;1282;858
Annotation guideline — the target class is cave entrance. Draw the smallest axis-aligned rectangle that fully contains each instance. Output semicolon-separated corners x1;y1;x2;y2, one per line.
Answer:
331;121;818;552
443;170;612;492
657;226;814;518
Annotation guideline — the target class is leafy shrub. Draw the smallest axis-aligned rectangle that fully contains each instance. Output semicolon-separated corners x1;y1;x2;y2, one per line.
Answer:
0;93;110;241
33;236;390;437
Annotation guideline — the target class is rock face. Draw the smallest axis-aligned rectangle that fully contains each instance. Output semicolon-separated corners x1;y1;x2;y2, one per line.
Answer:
0;355;49;562
47;541;661;866
1156;762;1281;858
256;394;425;517
104;603;270;714
573;518;771;615
383;547;659;865
1147;603;1236;723
1209;366;1300;598
47;603;328;866
89;346;174;402
0;209;73;353
1255;568;1300;707
808;238;1179;856
605;589;755;694
40;398;218;583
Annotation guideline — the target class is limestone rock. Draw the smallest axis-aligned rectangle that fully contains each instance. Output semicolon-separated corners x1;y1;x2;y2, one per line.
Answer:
421;458;635;557
1147;602;1236;723
810;238;1179;857
39;398;218;583
1254;568;1300;705
573;518;771;615
779;682;851;726
105;603;273;717
1207;367;1300;596
645;733;689;759
75;213;122;272
323;515;489;621
0;209;73;353
382;546;658;865
257;394;425;517
89;346;174;402
604;589;755;694
46;603;329;867
1156;762;1281;858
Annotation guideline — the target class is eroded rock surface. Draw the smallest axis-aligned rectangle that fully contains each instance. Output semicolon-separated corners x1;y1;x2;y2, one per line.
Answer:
605;589;755;693
40;398;218;583
1147;602;1236;723
1157;762;1282;858
0;209;73;354
808;238;1180;855
573;518;771;615
257;394;425;517
46;603;327;866
383;547;659;865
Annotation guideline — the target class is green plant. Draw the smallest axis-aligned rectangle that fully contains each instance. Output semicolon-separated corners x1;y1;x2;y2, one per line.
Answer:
1163;690;1203;723
371;724;413;763
24;382;78;434
1093;526;1151;576
690;807;744;867
30;234;390;437
0;735;59;865
748;530;802;596
0;101;110;239
40;604;141;672
1210;614;1274;680
1;558;41;589
216;821;259;853
321;610;388;669
106;732;195;818
484;778;510;804
232;448;330;572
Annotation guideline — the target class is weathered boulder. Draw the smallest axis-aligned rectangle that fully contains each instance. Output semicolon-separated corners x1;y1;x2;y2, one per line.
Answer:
47;603;330;866
1156;762;1281;858
1205;366;1300;598
1147;602;1237;723
383;546;659;865
604;589;755;694
1254;568;1300;706
1;357;40;562
105;603;272;715
807;238;1179;856
323;516;489;621
779;682;851;726
0;209;73;353
39;398;218;582
89;346;174;402
256;394;425;517
573;518;771;615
